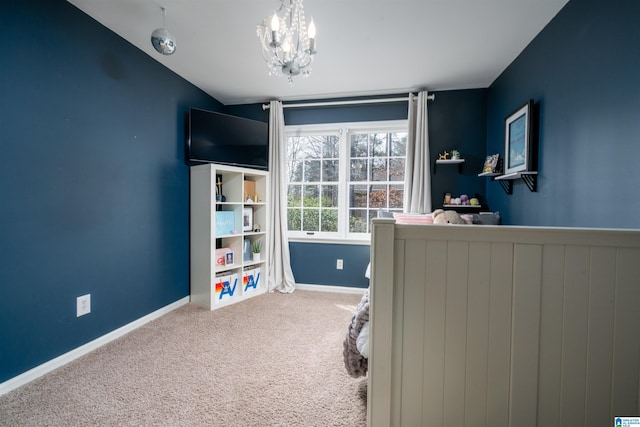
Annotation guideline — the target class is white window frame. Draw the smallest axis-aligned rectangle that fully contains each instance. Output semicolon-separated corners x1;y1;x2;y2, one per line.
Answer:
285;119;408;244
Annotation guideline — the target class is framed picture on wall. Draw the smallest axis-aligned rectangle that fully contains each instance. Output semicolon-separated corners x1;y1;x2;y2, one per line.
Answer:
504;100;533;176
242;207;253;232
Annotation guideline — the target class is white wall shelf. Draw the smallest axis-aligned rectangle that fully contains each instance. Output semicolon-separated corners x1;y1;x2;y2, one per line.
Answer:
435;158;465;164
434;158;465;173
443;204;482;208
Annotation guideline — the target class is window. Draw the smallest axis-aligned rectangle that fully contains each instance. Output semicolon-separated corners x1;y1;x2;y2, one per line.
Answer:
286;121;407;241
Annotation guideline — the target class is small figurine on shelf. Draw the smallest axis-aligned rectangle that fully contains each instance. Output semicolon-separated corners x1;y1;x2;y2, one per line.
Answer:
438;151;450;160
444;193;452;205
254;193;260;203
216;175;223;199
246;193;253;203
253;224;261;232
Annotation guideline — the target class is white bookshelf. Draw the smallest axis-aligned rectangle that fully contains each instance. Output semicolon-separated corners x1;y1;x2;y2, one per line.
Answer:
190;163;269;310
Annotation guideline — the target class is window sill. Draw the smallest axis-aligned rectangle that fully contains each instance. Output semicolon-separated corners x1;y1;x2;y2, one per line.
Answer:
288;237;371;245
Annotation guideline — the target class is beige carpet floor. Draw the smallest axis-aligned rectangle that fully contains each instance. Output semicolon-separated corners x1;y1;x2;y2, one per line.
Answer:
0;291;367;426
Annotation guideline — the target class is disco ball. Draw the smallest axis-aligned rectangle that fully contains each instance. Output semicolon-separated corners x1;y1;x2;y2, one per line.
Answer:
151;28;176;55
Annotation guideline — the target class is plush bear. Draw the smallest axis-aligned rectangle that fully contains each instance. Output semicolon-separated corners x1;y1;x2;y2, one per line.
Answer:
432;209;467;225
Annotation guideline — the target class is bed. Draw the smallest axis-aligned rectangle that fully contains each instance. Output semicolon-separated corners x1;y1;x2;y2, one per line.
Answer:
366;218;640;427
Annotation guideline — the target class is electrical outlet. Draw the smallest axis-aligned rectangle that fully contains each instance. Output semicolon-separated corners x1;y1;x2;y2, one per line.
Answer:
336;259;343;270
77;294;91;317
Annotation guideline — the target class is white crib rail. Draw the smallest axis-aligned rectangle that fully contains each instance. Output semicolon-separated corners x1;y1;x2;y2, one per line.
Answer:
368;220;640;427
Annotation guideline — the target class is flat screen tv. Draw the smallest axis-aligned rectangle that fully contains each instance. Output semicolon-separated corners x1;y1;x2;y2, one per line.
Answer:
187;108;269;170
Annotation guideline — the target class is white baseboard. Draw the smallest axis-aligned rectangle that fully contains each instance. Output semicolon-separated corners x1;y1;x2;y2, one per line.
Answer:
295;283;367;295
0;296;190;397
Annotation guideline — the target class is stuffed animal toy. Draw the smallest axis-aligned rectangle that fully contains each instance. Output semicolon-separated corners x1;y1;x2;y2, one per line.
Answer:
432;209;467;225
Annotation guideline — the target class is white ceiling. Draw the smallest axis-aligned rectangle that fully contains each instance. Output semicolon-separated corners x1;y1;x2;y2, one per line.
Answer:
67;0;568;106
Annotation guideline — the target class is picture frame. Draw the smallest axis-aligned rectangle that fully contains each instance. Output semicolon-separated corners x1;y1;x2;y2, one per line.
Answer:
225;251;234;266
504;100;533;176
242;207;253;231
482;153;500;173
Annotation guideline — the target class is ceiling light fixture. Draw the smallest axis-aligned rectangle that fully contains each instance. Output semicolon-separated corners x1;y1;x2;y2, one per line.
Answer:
257;0;317;84
151;7;176;56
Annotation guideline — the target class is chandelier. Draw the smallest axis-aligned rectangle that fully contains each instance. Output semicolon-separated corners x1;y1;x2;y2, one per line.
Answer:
256;0;317;83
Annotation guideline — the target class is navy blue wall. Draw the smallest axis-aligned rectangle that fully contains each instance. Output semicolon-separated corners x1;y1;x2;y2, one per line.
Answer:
224;104;269;123
284;96;408;125
290;243;371;288
486;0;640;227
429;89;487;210
0;0;221;383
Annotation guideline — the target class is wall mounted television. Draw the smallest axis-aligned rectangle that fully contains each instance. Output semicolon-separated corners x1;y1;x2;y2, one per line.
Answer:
187;108;269;170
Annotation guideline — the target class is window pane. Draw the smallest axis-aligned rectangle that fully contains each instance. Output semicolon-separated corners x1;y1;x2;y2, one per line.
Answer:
321;185;338;208
350;184;368;208
303;209;319;231
350;158;367;181
322;160;339;182
289;160;303;182
349;209;368;233
369;184;387;208
390;132;407;156
389;158;405;181
389;185;404;208
287;137;307;160
288;208;302;230
370;133;388;157
320;209;338;232
287;185;302;207
370;158;387;181
303;185;319;207
350;134;368;158
304;160;321;182
304;136;324;159
322;136;339;158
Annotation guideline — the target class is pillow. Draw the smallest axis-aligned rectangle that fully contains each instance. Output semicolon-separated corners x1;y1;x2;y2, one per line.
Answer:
472;212;501;225
460;214;474;224
393;212;433;224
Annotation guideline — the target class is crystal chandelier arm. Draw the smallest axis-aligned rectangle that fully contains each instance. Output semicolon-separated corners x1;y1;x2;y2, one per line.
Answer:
293;53;312;69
